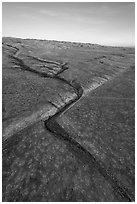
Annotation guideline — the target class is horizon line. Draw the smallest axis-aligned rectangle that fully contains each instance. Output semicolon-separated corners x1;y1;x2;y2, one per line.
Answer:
2;36;135;48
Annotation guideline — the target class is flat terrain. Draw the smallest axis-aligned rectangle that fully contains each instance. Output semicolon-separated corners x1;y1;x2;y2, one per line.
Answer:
2;37;135;201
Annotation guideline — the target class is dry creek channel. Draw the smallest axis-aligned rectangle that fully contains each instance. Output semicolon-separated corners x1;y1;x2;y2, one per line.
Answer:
2;42;134;201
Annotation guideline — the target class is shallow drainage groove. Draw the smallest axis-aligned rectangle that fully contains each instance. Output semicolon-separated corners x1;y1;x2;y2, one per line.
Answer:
45;109;133;202
2;43;82;141
44;75;133;201
3;42;133;201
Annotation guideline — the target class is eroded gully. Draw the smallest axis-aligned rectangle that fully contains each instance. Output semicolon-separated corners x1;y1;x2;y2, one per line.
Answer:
3;43;132;201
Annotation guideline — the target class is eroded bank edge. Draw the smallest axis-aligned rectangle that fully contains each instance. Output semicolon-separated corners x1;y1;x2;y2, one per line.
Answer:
2;43;134;201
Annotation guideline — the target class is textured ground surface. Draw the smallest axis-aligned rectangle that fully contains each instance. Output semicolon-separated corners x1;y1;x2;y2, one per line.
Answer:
52;67;135;200
2;37;135;201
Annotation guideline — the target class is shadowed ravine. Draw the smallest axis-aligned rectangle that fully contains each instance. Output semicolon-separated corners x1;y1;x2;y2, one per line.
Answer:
44;66;134;202
2;43;82;141
2;42;115;141
45;108;133;201
2;41;134;201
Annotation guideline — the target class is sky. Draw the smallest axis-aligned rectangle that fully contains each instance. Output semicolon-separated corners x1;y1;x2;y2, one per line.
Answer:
2;2;135;47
